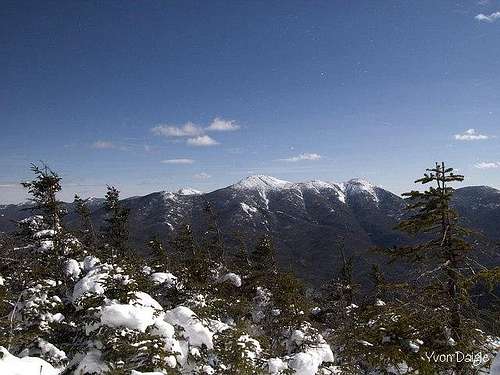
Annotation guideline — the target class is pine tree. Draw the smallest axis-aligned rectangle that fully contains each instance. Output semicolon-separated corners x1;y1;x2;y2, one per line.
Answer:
379;162;500;372
102;186;129;260
21;163;65;235
74;194;96;248
248;234;278;289
201;201;225;261
213;323;265;374
2;163;79;367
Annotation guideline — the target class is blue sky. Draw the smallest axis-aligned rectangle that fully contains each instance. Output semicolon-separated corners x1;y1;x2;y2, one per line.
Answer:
2;0;500;203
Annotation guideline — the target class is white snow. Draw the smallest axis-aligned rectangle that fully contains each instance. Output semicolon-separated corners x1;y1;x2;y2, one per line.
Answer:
151;272;177;286
100;304;156;332
151;319;175;338
234;175;291;191
72;268;107;302
0;346;59;375
237;335;261;360
176;188;202;196
0;276;4;286
164;306;215;349
343;178;380;203
39;240;54;252
74;350;109;374
64;259;81;279
219;272;242;287
269;357;288;373
131;291;163;310
288;341;334;375
37;338;67;363
34;229;56;239
82;256;100;272
240;202;258;216
232;175;381;207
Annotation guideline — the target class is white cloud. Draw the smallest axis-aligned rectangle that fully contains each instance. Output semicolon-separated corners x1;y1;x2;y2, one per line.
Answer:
475;161;500;169
454;129;490;141
160;159;194;164
206;117;240;131
91;140;116;149
187;135;219;146
151;122;203;137
475;11;500;22
194;172;211;179
280;153;322;162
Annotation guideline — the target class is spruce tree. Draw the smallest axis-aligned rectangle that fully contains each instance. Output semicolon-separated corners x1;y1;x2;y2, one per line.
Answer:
21;163;65;235
381;162;500;372
102;185;129;260
73;194;96;248
248;234;278;289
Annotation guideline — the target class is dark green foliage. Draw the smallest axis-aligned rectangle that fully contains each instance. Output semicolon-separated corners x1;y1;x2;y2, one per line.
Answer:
201;201;225;261
213;324;266;374
21;163;65;233
102;186;130;259
248;234;278;288
339;162;500;373
74;194;96;248
2;162;498;374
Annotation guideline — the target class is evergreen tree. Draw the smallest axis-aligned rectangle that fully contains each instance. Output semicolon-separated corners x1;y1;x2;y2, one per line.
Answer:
102;185;129;259
21;163;65;235
1;164;80;367
397;164;495;329
73;194;96;248
248;234;278;289
201;201;225;261
327;163;500;373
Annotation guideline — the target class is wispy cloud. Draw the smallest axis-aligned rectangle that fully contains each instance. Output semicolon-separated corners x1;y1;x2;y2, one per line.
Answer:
151;122;204;137
187;135;219;146
151;117;239;146
160;159;194;164
475;11;500;22
454;129;490;141
91;140;116;149
194;172;211;179
279;153;322;162
475;161;500;169
206;117;240;131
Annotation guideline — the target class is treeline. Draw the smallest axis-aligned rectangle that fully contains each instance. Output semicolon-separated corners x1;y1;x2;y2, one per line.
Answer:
0;162;498;374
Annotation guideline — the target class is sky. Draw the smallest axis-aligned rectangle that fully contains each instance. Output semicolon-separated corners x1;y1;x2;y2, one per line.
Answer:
2;0;500;203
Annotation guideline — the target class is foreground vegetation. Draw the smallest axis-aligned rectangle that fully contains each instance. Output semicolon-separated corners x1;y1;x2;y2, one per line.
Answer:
0;162;498;374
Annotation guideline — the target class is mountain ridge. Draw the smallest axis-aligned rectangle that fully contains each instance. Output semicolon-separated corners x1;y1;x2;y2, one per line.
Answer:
1;175;499;286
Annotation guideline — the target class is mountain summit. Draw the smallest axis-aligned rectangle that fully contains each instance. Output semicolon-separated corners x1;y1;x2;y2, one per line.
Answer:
0;177;498;285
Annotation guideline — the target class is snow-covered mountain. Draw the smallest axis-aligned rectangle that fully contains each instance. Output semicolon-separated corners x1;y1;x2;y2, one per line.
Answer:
1;175;499;285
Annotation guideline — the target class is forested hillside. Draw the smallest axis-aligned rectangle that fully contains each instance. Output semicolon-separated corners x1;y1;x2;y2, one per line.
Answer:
0;163;499;374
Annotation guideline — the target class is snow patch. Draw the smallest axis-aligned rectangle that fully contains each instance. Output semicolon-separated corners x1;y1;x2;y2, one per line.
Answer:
72;268;107;302
240;202;258;216
343;178;380;203
219;272;242;287
100;304;156;332
177;188;202;196
288;340;334;375
164;306;215;349
151;272;177;286
0;346;59;375
64;259;81;279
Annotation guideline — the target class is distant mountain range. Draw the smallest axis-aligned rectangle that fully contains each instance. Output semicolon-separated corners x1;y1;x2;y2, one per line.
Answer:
1;175;499;286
